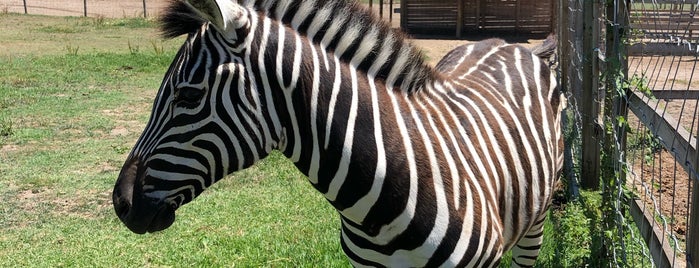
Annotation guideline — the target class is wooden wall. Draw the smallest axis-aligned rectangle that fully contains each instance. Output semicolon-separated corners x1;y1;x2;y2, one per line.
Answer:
401;0;555;37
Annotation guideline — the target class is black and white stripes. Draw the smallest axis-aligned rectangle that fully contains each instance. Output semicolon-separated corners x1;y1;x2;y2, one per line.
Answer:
113;0;564;267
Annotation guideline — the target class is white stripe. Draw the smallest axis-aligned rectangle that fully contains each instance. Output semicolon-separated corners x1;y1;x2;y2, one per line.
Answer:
334;23;362;57
533;55;554;203
447;79;522;243
219;70;258;169
342;86;418;246
443;44;473;75
275;25;303;162
323;55;343;149
407;96;450;261
253;17;280;151
368;34;395;76
325;65;360;201
307;37;322;185
319;11;348;51
386;45;411;88
146;185;197;202
307;3;333;40
442;172;474;266
350;25;379;67
460;45;504;78
290;0;315;30
341;73;385;222
148;154;208;174
514;48;539;241
499;60;520;109
274;0;292;19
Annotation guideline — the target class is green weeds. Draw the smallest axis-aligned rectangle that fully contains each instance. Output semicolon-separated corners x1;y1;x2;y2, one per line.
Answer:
65;44;80;55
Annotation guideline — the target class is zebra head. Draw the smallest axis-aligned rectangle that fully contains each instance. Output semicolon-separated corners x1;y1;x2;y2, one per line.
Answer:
113;0;270;234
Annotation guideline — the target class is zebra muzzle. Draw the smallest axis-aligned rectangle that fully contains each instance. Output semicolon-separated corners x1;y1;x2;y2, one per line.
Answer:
113;157;177;234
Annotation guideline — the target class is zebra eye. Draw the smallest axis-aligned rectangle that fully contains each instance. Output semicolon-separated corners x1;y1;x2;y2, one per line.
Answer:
174;86;205;107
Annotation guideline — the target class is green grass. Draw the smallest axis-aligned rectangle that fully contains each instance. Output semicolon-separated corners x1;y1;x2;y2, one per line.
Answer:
0;13;596;267
0;13;345;266
0;47;347;265
0;13;181;57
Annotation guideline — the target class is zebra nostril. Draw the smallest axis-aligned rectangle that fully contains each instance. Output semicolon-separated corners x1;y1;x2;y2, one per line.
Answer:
112;184;131;220
114;156;140;221
113;188;132;220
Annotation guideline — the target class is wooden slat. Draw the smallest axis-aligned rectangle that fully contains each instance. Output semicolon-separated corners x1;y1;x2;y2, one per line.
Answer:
628;197;675;268
691;168;699;268
628;91;697;174
629;42;699;56
630;23;699;31
402;0;553;35
402;0;460;33
651;90;699;100
690;105;699;268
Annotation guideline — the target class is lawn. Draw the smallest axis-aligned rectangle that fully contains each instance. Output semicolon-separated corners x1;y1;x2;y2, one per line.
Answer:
0;13;594;267
0;13;346;267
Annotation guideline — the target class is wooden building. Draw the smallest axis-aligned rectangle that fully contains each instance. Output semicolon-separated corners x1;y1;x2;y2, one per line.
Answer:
400;0;556;37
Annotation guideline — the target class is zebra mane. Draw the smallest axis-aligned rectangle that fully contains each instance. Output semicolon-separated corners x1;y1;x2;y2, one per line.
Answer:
160;0;208;39
160;0;437;92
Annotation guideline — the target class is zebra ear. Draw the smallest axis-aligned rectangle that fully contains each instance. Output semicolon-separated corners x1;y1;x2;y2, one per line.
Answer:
185;0;250;40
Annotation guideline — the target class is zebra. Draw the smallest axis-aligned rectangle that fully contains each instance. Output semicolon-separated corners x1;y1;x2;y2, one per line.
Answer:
112;0;565;266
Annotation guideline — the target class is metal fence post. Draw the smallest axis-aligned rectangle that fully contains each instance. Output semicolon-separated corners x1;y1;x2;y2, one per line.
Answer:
389;0;394;22
379;0;384;18
22;0;27;14
83;0;87;17
143;0;147;18
689;118;699;268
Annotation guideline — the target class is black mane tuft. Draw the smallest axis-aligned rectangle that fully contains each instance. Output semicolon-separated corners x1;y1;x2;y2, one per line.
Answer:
160;0;207;39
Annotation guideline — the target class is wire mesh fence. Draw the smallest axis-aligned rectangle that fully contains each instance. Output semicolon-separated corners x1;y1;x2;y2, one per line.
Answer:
626;1;698;267
561;0;698;267
0;0;169;18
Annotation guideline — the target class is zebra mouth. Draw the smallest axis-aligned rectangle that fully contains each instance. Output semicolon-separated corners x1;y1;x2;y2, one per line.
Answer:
142;201;177;233
113;190;178;234
113;157;178;234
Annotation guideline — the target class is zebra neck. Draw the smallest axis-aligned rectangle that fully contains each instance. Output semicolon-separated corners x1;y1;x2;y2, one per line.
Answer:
257;22;448;229
246;3;448;230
